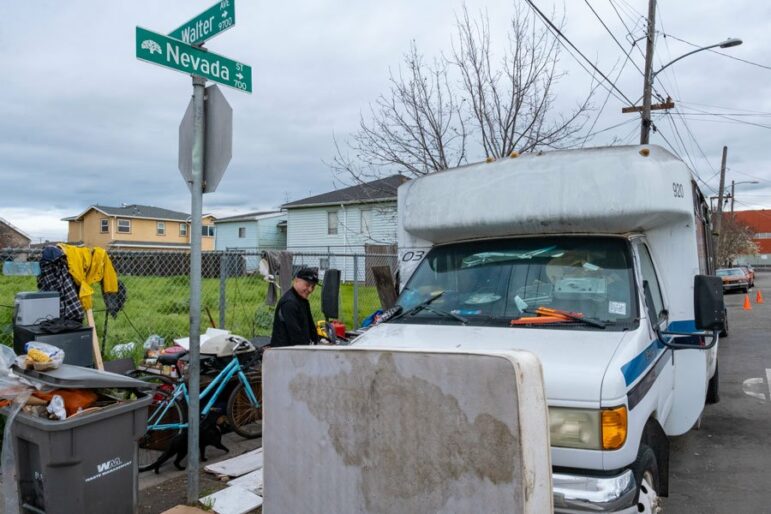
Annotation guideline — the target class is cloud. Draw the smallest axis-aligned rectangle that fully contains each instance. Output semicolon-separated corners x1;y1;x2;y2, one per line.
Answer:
1;1;770;242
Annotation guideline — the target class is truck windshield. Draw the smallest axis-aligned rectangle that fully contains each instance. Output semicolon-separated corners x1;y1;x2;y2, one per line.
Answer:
395;236;638;330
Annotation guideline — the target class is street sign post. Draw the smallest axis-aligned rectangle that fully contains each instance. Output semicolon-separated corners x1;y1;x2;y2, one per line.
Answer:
136;4;248;501
179;85;233;193
136;26;252;93
169;0;236;46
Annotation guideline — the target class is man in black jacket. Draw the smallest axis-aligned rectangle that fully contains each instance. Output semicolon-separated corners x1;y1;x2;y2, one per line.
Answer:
269;267;321;347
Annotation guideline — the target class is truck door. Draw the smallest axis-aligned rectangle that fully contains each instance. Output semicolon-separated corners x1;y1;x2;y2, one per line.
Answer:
634;241;675;420
635;240;707;435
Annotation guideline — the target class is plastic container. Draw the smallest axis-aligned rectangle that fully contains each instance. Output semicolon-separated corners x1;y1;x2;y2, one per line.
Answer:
330;320;346;339
3;365;151;514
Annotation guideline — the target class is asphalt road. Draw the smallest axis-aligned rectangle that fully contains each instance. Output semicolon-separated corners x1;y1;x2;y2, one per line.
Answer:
662;272;771;513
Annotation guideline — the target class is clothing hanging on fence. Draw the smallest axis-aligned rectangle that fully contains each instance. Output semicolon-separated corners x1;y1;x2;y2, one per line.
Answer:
37;246;84;322
58;244;119;310
104;280;127;318
261;250;284;306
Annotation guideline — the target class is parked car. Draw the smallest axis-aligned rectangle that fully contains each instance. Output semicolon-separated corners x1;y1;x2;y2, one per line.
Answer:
738;265;755;287
717;267;750;293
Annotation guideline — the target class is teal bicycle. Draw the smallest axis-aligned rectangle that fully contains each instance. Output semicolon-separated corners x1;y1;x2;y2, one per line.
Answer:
134;336;263;468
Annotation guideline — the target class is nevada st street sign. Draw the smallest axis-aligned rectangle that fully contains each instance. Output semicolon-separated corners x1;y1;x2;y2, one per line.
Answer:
135;26;252;93
169;0;236;46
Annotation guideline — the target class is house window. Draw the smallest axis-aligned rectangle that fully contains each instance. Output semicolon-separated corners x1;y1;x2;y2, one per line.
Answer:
238;227;246;238
202;225;215;237
319;257;330;270
755;232;771;239
156;222;165;236
179;223;188;236
360;209;373;235
100;219;109;233
327;211;339;235
117;219;131;233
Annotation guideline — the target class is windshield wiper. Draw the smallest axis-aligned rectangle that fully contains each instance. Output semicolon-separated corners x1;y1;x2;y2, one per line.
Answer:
514;307;607;329
388;292;468;325
420;305;469;324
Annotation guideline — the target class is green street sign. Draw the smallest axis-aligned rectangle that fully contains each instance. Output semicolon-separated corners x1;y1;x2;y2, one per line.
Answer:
136;26;252;93
169;0;235;46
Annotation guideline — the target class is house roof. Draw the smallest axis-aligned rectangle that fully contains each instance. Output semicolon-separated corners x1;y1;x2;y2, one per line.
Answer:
282;175;408;209
215;210;284;223
0;217;31;241
63;204;196;222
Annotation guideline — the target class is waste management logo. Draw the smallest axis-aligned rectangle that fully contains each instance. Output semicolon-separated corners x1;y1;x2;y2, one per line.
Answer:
85;457;132;482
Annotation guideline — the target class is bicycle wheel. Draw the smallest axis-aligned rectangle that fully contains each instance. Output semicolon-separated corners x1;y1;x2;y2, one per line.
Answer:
226;380;262;439
138;388;185;469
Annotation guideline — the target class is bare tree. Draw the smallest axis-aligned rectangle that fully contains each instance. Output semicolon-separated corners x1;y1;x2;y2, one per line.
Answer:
717;214;758;267
332;42;467;185
331;4;594;183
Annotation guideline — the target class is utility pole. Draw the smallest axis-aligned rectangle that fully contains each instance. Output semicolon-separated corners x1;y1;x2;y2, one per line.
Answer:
712;146;733;263
730;180;735;213
640;0;657;144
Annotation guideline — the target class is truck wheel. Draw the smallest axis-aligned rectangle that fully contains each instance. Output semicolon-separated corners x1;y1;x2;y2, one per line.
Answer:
720;311;728;338
706;361;720;404
636;446;662;513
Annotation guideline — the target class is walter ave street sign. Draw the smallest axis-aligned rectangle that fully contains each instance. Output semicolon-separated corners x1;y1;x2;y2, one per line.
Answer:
169;0;236;46
136;26;252;93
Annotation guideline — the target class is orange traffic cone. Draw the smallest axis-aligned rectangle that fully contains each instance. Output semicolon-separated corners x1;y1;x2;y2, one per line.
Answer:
743;294;752;310
756;290;764;304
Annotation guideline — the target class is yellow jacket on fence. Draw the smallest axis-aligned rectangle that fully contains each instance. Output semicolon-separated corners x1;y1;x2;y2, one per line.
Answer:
58;244;119;310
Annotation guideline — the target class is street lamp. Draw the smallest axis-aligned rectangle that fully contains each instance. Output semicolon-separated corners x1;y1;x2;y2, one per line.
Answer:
641;37;743;144
728;179;759;213
651;38;743;81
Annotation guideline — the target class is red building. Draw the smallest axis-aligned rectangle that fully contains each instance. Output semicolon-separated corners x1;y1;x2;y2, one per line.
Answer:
733;210;771;264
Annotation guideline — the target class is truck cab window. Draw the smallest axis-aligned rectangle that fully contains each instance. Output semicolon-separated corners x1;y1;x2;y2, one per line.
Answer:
396;236;638;330
637;243;665;322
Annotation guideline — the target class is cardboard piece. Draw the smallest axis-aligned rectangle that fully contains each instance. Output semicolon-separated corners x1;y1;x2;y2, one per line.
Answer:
199;485;262;514
263;346;552;513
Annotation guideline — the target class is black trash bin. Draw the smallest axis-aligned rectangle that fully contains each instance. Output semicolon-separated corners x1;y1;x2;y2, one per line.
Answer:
4;364;151;514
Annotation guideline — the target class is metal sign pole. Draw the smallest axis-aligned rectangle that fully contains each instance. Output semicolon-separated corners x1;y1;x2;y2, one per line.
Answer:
186;74;206;504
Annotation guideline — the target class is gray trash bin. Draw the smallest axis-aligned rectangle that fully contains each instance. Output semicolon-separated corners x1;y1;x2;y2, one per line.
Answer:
4;364;151;514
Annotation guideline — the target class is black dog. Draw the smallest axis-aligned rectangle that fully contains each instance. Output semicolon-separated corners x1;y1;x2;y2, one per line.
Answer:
139;414;229;474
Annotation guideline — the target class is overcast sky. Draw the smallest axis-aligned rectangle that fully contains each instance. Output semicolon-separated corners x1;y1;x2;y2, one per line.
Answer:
2;0;770;242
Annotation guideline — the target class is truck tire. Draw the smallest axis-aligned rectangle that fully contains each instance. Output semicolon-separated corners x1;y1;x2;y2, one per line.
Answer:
706;361;720;404
720;311;728;338
635;445;662;514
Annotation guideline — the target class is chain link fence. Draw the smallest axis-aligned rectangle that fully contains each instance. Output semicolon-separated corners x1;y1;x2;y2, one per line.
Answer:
0;247;397;357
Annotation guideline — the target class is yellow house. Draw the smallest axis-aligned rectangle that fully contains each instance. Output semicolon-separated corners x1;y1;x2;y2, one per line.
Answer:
63;204;216;251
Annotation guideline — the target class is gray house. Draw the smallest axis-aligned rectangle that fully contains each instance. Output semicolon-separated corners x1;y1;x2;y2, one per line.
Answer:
282;175;407;280
214;210;287;271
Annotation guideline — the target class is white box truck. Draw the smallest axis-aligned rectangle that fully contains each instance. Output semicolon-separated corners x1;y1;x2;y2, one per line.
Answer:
351;145;726;513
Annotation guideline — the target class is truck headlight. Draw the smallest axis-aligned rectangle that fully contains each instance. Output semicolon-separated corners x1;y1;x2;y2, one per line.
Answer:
549;406;627;451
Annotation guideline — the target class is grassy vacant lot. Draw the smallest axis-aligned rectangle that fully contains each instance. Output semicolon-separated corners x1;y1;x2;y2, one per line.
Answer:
0;274;382;359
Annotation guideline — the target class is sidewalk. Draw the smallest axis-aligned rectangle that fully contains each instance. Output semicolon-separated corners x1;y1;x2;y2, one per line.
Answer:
139;432;262;514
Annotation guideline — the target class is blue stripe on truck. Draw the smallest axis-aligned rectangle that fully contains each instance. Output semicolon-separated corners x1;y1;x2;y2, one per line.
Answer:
621;319;697;386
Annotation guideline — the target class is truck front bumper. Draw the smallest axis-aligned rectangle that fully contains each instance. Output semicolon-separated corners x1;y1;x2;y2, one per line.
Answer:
553;469;638;513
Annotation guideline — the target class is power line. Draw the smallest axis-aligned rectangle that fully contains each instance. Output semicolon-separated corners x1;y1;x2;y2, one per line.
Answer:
584;0;645;76
583;117;639;141
678;100;771;115
524;0;636;106
582;57;635;146
607;0;646;58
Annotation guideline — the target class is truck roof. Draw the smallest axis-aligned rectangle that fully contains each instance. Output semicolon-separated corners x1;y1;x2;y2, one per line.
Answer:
399;145;698;243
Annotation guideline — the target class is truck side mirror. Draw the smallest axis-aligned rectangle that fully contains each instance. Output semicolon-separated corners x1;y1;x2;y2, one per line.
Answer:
694;275;725;331
321;269;341;320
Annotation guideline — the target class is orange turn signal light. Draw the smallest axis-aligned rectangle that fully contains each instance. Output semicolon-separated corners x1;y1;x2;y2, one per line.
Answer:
601;406;628;450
